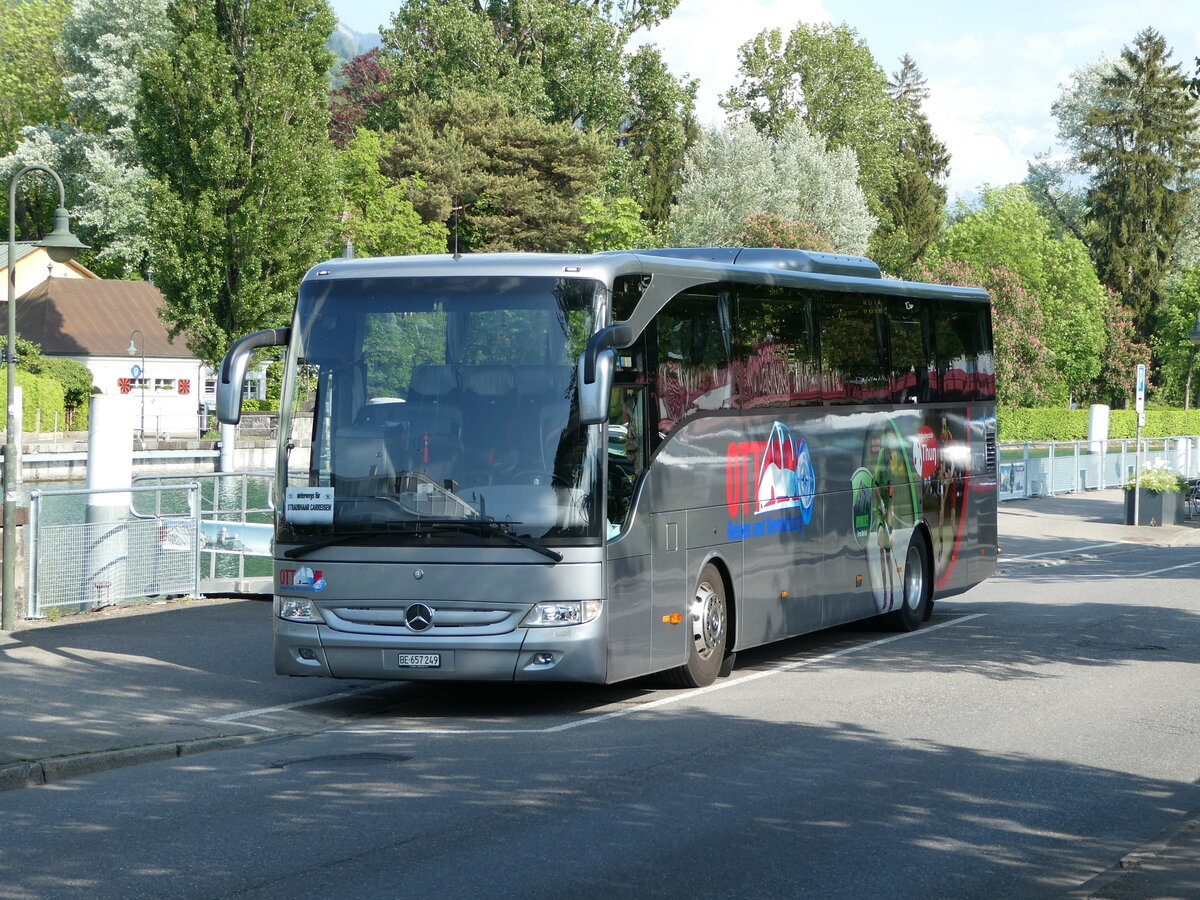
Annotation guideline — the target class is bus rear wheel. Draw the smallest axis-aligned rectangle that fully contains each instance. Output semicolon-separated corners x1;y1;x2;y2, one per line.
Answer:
884;530;931;632
663;564;728;688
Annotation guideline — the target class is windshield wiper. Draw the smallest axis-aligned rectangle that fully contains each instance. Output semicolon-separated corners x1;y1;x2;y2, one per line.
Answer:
282;529;413;559
282;518;563;563
432;519;563;562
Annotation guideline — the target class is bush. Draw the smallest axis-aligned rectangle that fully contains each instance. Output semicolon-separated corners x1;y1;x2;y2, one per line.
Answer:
998;407;1200;442
0;370;66;433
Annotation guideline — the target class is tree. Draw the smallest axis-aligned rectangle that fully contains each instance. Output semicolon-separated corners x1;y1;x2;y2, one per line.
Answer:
669;120;875;255
135;0;340;367
579;195;652;252
1153;268;1200;408
338;127;447;257
0;0;69;156
329;48;395;148
926;185;1109;401
733;213;833;253
0;0;172;278
1079;29;1200;338
375;0;693;233
721;22;904;224
875;55;949;272
382;91;609;253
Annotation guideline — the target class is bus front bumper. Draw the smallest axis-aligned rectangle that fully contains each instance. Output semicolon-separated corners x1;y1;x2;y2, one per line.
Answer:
274;618;609;683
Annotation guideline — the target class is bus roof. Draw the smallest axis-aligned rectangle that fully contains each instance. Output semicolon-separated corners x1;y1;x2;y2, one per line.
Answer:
302;248;990;305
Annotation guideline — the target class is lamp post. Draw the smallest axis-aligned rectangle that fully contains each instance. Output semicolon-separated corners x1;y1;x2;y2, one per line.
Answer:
3;167;88;632
127;329;146;440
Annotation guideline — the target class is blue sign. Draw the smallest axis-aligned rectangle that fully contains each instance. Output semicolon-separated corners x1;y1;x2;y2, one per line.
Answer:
131;364;142;378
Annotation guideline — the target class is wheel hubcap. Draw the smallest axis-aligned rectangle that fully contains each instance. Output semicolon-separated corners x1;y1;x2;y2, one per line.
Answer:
691;581;724;660
904;543;925;611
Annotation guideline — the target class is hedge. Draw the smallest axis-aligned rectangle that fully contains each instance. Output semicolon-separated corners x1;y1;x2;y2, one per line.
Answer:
0;370;68;433
997;408;1200;442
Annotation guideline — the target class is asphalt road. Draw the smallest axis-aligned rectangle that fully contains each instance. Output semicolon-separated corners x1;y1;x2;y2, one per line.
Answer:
0;538;1198;899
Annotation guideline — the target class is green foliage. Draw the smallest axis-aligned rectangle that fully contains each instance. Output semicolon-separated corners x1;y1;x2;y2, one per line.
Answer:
997;407;1200;442
669;120;874;254
927;185;1110;399
1079;29;1200;339
0;0;69;155
338;127;447;256
0;369;67;434
136;0;340;367
721;22;910;235
1123;460;1187;493
874;55;948;273
1153;267;1200;407
579;195;652;252
377;0;691;234
383;91;608;252
38;356;97;411
0;0;171;279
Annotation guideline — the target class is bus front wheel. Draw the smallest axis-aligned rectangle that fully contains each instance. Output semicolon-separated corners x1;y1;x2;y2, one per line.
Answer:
663;564;728;688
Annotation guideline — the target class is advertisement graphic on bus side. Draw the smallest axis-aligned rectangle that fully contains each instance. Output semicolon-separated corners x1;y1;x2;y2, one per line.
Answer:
726;421;815;541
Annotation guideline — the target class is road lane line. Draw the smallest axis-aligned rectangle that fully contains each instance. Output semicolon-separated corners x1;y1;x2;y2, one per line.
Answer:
1090;559;1200;578
207;682;397;724
1002;542;1124;562
328;613;988;737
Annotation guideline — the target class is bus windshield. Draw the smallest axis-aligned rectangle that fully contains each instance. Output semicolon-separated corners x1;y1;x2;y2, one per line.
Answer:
279;275;602;547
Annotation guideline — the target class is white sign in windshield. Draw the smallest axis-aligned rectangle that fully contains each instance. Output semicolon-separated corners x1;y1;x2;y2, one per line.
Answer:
285;486;335;525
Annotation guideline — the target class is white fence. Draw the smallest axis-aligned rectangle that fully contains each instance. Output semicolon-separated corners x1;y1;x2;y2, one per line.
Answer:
998;436;1200;501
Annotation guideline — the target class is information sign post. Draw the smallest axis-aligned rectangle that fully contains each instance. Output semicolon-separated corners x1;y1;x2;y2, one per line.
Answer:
1133;363;1146;524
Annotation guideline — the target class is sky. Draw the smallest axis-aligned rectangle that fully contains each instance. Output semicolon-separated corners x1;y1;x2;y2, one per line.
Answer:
329;0;1200;203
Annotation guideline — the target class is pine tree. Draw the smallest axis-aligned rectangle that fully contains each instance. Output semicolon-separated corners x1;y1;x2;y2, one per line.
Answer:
1081;29;1200;339
135;0;340;366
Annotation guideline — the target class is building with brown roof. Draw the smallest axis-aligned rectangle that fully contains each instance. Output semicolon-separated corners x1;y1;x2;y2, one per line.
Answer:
13;278;208;436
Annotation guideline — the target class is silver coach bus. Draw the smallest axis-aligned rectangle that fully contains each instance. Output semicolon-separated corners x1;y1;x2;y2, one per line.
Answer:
217;248;997;688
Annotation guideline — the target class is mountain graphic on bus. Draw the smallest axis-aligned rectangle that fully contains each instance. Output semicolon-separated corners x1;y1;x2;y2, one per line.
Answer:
755;422;815;520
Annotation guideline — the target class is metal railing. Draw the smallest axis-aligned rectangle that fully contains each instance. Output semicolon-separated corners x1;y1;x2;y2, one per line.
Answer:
998;436;1200;501
27;482;202;617
132;472;274;593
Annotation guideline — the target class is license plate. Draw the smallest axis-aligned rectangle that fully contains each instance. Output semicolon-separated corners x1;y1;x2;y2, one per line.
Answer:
397;653;441;668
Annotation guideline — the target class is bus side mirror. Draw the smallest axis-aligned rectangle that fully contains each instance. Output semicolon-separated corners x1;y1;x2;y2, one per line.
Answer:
216;327;290;425
577;348;615;426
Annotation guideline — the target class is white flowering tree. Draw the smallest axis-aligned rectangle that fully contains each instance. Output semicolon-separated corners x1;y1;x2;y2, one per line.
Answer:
668;120;876;255
0;0;170;277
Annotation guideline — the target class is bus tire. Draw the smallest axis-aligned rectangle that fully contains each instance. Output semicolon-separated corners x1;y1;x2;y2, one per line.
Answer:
663;564;728;688
884;529;931;632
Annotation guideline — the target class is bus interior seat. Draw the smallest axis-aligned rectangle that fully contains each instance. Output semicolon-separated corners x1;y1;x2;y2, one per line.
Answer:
461;365;519;474
332;426;395;497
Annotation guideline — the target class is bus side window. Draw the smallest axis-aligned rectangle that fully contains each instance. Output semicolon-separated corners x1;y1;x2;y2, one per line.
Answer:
818;293;889;404
934;302;992;401
735;287;820;408
887;298;935;404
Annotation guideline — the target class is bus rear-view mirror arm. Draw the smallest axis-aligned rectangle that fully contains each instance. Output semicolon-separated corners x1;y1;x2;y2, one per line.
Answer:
216;327;290;425
578;324;633;425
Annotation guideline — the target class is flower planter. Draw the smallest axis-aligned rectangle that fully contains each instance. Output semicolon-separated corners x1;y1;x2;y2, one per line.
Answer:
1124;488;1184;526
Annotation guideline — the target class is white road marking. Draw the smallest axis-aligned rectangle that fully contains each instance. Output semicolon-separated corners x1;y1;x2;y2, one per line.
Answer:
326;614;989;737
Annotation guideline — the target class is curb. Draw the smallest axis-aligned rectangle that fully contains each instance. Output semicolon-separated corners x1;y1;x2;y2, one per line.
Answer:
0;732;283;793
1061;815;1200;899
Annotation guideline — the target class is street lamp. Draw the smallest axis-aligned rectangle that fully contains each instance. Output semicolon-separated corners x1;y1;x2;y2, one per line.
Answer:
4;167;88;631
127;329;146;441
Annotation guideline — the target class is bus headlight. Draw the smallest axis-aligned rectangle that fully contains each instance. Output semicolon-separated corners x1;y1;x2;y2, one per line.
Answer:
276;595;323;623
521;600;602;627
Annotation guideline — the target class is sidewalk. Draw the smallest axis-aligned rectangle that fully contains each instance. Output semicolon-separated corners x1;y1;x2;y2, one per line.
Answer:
0;488;1197;899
